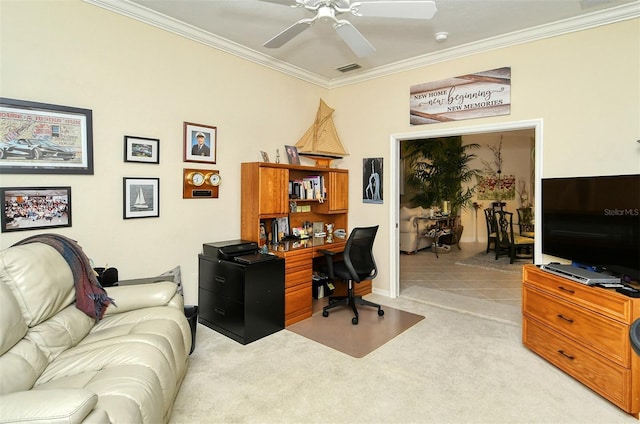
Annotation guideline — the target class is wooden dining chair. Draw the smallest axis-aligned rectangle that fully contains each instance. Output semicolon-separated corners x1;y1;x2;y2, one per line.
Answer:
494;210;534;264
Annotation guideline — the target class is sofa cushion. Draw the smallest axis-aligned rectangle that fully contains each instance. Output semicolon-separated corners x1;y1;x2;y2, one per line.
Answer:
0;389;100;424
0;281;27;356
0;244;75;328
400;206;424;220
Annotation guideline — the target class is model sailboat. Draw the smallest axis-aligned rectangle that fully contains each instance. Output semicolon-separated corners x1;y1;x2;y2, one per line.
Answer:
133;187;148;209
295;99;348;168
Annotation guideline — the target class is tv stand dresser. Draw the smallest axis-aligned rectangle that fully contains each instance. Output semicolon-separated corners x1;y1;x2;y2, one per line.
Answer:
522;264;639;418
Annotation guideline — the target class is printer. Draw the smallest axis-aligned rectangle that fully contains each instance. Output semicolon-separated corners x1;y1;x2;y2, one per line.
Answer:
203;239;275;264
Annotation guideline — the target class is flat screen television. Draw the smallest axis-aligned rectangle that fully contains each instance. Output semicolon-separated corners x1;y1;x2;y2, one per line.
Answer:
541;174;640;281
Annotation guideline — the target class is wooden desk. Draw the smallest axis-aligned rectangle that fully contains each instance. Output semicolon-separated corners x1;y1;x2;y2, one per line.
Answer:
270;236;352;326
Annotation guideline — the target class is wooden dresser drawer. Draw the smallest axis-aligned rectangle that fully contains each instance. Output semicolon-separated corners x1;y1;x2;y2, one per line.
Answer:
285;267;312;288
523;317;631;410
523;266;631;322
523;286;630;366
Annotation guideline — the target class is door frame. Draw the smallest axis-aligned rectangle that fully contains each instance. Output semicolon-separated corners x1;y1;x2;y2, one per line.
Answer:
388;119;544;298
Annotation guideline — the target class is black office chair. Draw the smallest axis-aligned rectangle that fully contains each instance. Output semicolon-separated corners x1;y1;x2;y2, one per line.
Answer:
631;319;640;357
319;226;384;325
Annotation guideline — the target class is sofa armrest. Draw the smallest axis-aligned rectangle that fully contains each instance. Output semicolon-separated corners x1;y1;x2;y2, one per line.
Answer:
104;281;178;316
0;389;98;424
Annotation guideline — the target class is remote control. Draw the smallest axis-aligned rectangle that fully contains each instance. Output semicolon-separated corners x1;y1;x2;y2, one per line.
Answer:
615;286;640;298
596;283;625;288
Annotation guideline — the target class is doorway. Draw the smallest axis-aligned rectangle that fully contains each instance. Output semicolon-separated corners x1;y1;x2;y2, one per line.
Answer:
387;119;543;298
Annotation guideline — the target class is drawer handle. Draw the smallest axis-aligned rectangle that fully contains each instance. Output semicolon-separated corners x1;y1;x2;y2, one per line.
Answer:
558;350;575;360
558;286;575;294
215;276;226;283
214;307;226;316
557;314;574;323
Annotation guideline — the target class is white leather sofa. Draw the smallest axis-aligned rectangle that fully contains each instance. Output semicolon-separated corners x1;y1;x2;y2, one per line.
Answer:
0;242;191;423
399;206;434;253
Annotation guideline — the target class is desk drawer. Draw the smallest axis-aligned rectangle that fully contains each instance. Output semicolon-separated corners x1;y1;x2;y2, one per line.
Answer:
523;286;629;366
285;284;312;326
523;317;631;410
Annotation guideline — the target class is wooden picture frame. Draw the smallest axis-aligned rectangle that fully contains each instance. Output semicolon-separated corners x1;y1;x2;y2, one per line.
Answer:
184;122;216;164
1;186;72;232
0;98;93;174
123;177;159;219
124;135;159;164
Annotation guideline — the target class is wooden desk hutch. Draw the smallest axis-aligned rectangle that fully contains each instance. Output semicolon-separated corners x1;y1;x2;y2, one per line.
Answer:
241;162;371;326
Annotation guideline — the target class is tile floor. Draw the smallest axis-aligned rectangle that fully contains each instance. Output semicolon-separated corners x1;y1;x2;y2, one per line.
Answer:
399;241;524;309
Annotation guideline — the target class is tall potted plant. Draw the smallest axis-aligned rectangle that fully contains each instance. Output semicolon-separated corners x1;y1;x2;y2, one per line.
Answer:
403;136;480;215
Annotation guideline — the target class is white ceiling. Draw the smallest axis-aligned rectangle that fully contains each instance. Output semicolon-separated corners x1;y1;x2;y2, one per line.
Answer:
85;0;639;87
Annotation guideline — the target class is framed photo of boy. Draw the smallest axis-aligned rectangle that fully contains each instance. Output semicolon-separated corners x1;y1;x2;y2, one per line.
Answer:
123;177;159;219
1;186;72;233
184;122;216;164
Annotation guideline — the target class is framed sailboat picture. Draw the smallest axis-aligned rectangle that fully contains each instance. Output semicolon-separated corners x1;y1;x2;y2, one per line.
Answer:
123;177;159;219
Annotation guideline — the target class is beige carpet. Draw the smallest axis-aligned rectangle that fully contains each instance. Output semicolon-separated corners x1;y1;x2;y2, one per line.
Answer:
287;303;424;358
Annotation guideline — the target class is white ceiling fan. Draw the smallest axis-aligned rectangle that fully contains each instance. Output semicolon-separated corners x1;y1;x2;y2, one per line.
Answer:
260;0;438;58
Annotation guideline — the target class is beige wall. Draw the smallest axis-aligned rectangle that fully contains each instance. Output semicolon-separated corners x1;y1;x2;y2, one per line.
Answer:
2;1;638;303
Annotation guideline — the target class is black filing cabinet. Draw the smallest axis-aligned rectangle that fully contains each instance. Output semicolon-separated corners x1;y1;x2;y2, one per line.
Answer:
198;254;285;344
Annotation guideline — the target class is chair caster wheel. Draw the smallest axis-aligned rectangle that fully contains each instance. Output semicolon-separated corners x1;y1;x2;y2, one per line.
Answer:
378;309;385;316
322;311;329;317
352;317;358;325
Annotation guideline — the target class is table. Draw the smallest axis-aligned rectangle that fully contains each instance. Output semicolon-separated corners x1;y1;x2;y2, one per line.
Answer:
415;215;458;258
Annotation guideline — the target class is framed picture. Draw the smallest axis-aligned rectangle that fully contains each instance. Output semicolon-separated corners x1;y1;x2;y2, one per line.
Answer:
184;122;216;164
123;177;159;219
276;216;290;237
285;145;300;165
260;150;270;162
1;186;72;233
124;135;159;164
363;157;383;204
0;98;93;174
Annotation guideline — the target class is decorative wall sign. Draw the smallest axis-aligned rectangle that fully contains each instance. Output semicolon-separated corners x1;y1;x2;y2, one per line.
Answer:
363;157;383;204
184;122;216;164
124;135;159;164
410;67;511;125
0;98;93;174
1;186;71;232
123;177;159;219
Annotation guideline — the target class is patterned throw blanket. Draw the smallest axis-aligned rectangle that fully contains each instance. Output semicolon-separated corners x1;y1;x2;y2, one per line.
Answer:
13;234;115;321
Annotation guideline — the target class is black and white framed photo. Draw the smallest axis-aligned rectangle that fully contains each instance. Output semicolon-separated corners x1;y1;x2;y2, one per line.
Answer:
363;157;383;204
0;97;93;174
184;122;216;164
1;186;71;232
124;135;159;164
123;177;159;219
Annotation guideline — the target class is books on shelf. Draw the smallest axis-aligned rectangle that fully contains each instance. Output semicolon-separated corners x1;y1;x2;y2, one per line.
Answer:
289;175;325;201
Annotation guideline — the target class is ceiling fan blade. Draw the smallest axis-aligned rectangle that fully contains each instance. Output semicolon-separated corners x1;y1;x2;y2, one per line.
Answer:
264;18;315;48
334;20;375;58
354;1;437;19
258;0;302;6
